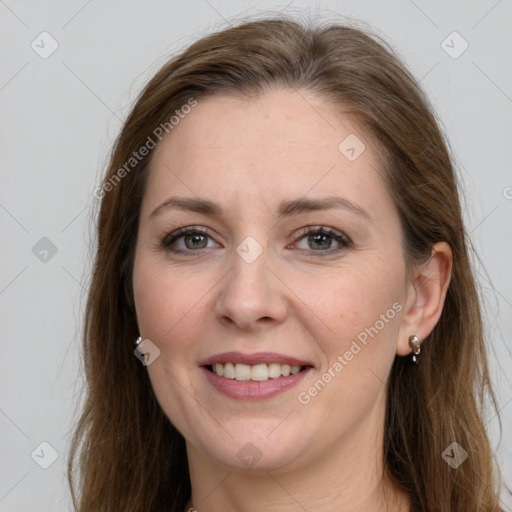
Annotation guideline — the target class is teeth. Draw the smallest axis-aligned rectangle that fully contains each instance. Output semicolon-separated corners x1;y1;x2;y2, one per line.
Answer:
268;363;281;379
223;362;235;379
210;362;305;381
281;364;291;377
235;363;251;381
251;364;268;381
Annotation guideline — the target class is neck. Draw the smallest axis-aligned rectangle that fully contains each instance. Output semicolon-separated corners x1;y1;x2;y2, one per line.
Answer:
185;459;409;512
183;394;411;512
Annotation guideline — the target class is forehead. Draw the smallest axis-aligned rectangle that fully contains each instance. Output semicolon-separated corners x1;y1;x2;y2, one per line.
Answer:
151;88;372;165
143;88;391;219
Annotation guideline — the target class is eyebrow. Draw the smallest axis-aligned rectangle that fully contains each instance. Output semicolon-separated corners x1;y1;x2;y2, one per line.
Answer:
149;195;371;221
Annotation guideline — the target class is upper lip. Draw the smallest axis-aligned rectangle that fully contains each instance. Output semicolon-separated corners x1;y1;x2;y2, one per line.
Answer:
199;351;314;367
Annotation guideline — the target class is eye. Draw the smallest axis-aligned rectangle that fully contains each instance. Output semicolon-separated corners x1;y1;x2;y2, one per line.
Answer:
160;225;351;256
161;227;220;253
291;226;351;255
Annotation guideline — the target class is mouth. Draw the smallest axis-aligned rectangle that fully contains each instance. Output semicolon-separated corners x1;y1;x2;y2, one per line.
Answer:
199;351;314;400
204;362;313;382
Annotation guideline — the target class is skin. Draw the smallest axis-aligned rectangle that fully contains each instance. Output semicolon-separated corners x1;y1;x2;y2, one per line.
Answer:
132;88;452;512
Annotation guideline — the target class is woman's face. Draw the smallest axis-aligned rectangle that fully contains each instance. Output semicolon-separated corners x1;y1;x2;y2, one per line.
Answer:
133;88;415;473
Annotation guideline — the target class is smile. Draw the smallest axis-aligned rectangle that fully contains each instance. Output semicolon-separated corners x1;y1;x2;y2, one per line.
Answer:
207;362;308;381
199;351;314;399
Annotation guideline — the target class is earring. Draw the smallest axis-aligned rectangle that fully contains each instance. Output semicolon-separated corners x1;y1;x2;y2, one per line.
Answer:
408;335;422;363
135;336;142;346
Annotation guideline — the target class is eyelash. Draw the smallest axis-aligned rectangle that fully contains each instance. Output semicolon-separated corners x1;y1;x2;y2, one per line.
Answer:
160;225;351;256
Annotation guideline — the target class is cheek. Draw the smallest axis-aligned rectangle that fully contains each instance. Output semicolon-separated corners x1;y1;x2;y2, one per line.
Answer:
294;268;404;409
301;267;402;349
132;255;207;351
294;271;403;417
132;256;211;434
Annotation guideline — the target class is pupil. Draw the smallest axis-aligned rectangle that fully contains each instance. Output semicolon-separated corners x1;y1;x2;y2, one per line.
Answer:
309;233;331;250
186;234;207;249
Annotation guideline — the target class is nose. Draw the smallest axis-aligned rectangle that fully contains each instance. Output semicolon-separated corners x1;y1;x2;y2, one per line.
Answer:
214;244;288;331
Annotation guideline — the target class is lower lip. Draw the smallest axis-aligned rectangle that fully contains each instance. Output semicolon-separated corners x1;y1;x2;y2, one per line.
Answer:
201;366;312;400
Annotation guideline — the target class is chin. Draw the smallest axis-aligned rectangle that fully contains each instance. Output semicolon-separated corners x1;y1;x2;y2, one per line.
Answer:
194;424;315;474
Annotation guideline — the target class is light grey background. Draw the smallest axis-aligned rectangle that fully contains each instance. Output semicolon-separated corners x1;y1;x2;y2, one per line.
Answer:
1;1;511;510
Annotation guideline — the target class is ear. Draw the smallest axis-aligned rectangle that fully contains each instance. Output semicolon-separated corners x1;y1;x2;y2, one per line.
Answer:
396;241;453;357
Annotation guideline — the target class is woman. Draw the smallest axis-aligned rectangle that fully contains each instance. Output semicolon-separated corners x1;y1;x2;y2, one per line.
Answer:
68;16;504;512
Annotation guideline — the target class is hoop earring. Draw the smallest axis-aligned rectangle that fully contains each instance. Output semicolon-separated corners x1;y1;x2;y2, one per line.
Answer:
409;335;422;363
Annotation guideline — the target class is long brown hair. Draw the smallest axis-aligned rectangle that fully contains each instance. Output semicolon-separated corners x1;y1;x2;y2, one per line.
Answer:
68;16;504;511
